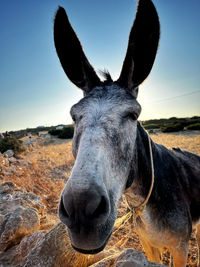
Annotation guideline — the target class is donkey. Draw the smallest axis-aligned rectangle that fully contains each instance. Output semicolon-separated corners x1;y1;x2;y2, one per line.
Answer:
54;0;200;266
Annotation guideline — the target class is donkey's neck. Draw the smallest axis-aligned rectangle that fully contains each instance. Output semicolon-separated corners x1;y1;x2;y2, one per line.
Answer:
136;122;154;196
125;122;156;206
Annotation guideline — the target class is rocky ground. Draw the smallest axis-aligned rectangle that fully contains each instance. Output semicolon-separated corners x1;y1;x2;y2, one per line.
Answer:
0;131;199;266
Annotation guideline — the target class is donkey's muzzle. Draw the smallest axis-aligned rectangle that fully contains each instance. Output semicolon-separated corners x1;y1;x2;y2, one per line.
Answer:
58;180;112;252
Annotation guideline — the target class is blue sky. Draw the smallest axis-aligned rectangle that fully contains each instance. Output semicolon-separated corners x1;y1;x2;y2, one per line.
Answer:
0;0;200;132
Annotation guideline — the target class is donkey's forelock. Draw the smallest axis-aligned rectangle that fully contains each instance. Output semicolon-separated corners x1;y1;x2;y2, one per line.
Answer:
98;70;113;84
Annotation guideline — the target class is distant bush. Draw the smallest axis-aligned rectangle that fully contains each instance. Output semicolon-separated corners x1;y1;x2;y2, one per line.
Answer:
186;123;200;130
48;129;62;136
168;117;178;121
189;117;200;124
58;126;74;139
160;123;184;133
143;124;160;130
0;137;26;155
48;126;74;139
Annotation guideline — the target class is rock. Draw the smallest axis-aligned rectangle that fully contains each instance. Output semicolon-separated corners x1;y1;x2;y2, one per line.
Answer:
44;134;51;140
0;193;12;203
8;157;17;163
20;222;107;267
0;206;39;252
17;159;31;169
2;166;16;176
0;230;46;266
89;248;124;267
0;154;9;167
0;182;47;266
115;249;166;267
0;214;4;225
20;222;165;267
15;231;46;261
0;182;16;195
21;223;73;266
0;182;40;253
0;198;25;215
12;193;44;211
91;249;166;267
20;222;68;266
23;138;37;146
3;150;14;158
0;153;6;165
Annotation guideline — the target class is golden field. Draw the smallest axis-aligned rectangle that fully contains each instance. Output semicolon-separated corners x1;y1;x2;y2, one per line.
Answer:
1;131;200;266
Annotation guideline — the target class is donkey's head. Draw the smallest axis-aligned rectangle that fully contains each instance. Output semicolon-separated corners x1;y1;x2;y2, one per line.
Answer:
54;0;160;254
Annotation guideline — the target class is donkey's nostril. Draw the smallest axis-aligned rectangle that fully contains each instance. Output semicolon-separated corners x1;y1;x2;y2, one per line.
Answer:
87;196;109;220
59;197;69;219
93;196;108;218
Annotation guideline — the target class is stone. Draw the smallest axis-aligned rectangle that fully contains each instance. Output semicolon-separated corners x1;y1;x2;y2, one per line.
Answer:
0;206;39;252
3;150;14;158
2;166;16;175
8;157;17;163
12;193;44;211
23;138;37;146
0;182;40;253
0;214;4;225
90;249;166;267
0;181;16;195
20;222;106;267
20;223;73;266
17;159;31;167
116;249;165;267
0;193;12;203
0;154;9;167
20;223;68;266
0;198;25;215
0;230;46;266
20;223;165;267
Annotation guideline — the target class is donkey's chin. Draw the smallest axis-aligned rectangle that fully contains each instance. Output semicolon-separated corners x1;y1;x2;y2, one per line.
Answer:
71;232;112;254
67;220;115;254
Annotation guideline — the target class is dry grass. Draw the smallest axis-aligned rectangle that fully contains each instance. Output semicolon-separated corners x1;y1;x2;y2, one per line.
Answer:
1;131;200;266
151;131;200;156
1;138;73;230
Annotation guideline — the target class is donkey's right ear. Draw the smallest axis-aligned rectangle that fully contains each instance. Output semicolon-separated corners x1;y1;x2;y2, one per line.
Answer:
54;7;101;93
117;0;160;96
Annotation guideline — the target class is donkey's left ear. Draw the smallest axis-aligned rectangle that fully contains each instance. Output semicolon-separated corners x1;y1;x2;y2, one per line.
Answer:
54;7;101;93
117;0;160;97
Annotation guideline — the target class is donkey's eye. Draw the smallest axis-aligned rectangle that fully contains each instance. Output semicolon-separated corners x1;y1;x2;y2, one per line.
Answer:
123;112;138;121
71;115;76;122
71;114;83;123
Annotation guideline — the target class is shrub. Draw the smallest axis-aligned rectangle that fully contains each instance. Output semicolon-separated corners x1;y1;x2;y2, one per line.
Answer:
143;124;160;130
0;137;26;155
186;123;200;130
160;123;184;133
168;117;178;121
58;126;74;139
48;129;62;136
